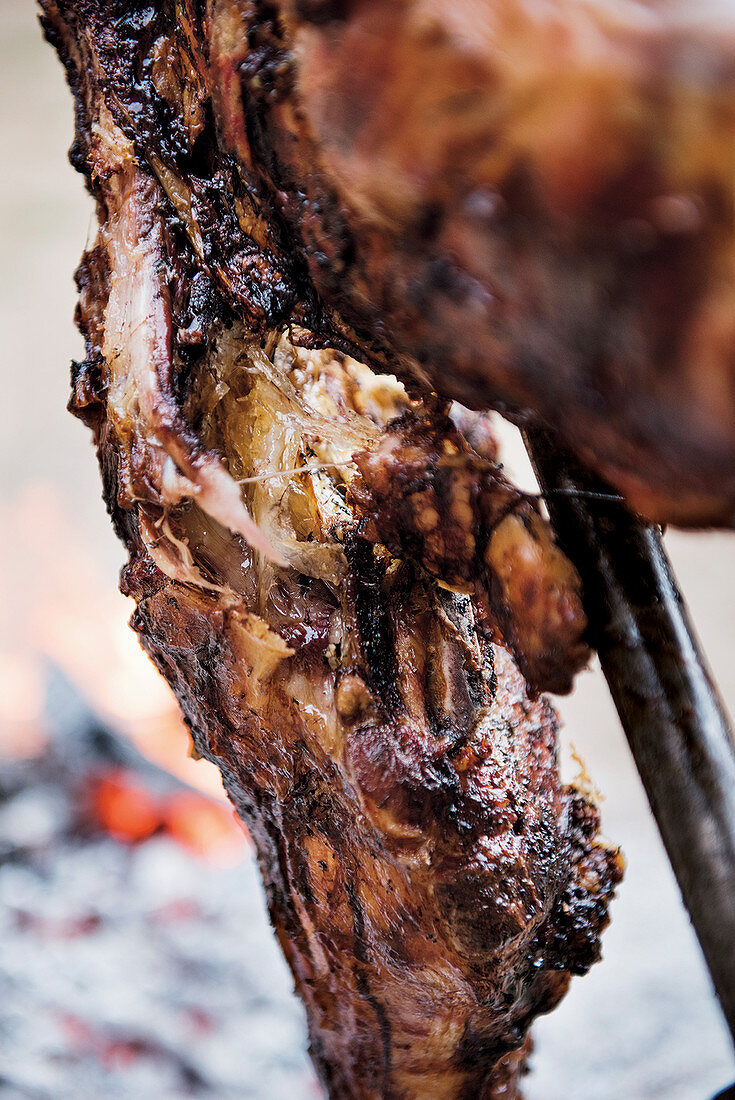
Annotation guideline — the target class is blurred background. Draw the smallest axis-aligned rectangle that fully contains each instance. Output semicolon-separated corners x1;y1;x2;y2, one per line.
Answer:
1;2;734;1097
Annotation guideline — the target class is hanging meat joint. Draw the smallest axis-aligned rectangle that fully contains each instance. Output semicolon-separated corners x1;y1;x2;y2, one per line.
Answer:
41;2;624;1097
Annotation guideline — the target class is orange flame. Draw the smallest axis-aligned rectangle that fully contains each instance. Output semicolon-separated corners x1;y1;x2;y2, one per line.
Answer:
87;768;246;862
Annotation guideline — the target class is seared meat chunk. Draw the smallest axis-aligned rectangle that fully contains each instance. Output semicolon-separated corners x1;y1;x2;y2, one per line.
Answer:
350;409;590;695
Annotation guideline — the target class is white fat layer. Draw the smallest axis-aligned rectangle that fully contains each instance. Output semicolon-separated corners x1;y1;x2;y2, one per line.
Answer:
101;165;282;563
209;334;412;586
138;510;228;594
93;112;411;592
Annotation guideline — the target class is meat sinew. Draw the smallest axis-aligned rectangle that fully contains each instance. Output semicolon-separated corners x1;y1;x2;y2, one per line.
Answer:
42;2;623;1097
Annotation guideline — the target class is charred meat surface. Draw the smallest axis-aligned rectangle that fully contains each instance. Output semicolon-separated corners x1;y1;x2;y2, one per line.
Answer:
216;0;735;527
349;408;590;696
42;1;623;1097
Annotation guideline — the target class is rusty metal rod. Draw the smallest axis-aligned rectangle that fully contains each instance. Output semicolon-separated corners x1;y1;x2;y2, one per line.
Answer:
523;425;735;1050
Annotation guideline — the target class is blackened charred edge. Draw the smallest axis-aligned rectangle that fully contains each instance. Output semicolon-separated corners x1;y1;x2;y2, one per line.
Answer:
344;535;401;714
240;4;294;105
44;0;396;378
528;793;623;977
236;3;365;309
39;4;96;190
43;0;302;335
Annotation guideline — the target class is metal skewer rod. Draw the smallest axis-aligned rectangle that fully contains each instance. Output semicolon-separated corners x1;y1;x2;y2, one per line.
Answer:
524;425;735;1050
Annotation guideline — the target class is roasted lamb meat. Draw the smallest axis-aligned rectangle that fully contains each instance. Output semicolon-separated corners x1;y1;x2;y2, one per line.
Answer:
42;1;623;1096
212;0;735;527
349;409;590;696
47;0;735;529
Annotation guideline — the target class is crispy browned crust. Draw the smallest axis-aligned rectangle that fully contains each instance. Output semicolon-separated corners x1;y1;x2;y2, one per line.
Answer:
217;0;735;527
41;2;623;1096
349;408;590;696
44;0;735;527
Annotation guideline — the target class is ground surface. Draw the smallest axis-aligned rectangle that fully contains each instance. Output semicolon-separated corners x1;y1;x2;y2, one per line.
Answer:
1;3;734;1097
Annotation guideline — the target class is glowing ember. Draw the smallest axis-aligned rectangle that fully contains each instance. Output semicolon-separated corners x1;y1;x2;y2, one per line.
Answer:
87;770;162;844
86;769;246;862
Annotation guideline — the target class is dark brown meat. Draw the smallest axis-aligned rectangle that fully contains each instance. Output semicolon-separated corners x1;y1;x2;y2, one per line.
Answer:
213;0;735;527
42;0;735;528
41;2;623;1096
349;409;590;696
